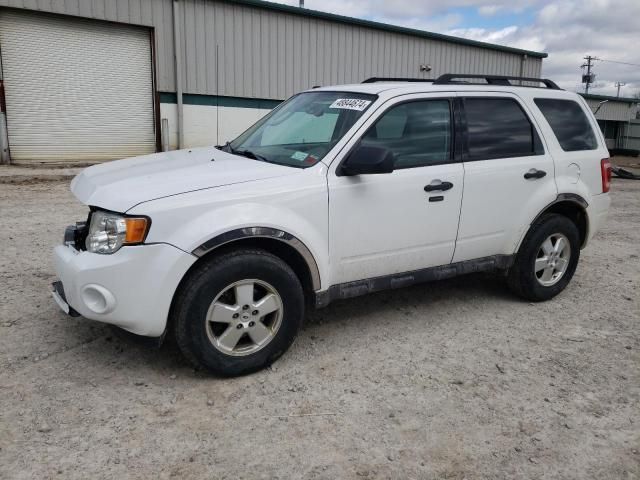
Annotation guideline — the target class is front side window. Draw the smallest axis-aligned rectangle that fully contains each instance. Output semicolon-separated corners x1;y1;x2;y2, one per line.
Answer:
229;91;376;168
360;99;452;169
464;97;542;160
534;98;598;151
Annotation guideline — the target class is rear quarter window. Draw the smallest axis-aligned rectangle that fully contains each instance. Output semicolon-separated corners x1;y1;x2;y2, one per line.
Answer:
534;98;598;151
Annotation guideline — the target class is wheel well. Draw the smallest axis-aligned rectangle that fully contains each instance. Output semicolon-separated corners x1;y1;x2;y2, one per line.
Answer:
539;201;588;247
165;235;318;338
192;237;315;302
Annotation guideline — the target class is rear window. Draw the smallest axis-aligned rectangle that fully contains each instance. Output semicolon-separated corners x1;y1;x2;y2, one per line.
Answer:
464;97;542;160
534;98;598;151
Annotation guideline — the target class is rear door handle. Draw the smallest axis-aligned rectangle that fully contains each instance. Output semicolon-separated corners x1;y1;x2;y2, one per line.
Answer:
424;180;453;192
524;168;547;180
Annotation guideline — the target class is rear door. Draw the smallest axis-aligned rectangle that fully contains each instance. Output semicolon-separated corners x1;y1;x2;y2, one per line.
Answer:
452;93;557;263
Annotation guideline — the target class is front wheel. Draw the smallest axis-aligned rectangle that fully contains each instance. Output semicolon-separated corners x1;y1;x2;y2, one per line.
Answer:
172;249;304;376
507;214;581;302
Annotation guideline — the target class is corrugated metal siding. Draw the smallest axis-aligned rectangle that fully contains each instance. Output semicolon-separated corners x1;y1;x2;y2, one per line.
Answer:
622;119;640;150
0;0;176;90
0;9;155;163
174;0;542;100
585;98;637;122
0;0;542;101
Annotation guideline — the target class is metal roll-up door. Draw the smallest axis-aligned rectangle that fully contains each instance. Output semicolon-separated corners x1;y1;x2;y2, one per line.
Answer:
0;9;156;164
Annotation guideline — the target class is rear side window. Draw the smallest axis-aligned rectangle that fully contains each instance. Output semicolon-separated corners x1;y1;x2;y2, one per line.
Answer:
464;98;542;160
534;98;598;151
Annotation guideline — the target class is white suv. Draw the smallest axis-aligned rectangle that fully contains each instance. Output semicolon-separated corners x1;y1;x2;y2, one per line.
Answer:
52;75;612;376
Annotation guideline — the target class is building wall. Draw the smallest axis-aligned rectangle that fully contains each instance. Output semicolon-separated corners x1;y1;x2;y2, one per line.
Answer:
584;98;637;122
160;102;271;149
583;97;639;150
621;120;640;150
0;0;543;101
0;0;547;154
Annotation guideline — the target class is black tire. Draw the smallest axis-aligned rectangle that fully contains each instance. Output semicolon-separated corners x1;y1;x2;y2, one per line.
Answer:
172;248;304;376
507;213;580;302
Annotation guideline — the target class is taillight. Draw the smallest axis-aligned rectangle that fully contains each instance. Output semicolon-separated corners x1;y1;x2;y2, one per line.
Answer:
601;158;612;193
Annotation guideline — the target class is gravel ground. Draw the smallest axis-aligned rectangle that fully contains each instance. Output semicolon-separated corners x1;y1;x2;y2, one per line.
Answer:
0;177;638;480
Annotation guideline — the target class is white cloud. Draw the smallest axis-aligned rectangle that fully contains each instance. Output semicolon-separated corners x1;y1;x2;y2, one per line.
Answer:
478;5;501;16
275;0;640;97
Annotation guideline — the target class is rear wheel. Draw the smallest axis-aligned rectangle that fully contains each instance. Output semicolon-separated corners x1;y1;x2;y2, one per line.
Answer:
172;249;304;376
507;214;580;301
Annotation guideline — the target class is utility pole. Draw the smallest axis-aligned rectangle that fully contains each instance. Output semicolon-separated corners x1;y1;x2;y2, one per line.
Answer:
615;82;626;97
581;55;597;94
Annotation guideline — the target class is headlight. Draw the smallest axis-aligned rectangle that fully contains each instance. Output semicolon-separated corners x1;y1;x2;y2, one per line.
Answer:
85;210;149;254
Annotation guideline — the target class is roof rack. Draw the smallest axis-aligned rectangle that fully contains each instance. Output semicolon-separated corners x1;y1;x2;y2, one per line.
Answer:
433;74;561;90
362;77;434;83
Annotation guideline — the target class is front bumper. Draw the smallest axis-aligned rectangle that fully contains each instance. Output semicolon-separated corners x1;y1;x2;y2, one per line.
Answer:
51;280;80;317
52;242;197;337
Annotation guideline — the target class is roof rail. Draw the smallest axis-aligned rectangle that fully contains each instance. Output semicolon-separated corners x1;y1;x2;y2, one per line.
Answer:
362;77;435;83
433;74;561;90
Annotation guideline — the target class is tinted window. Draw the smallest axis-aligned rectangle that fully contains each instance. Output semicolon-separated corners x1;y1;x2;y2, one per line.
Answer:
534;98;598;151
464;98;540;159
361;100;451;169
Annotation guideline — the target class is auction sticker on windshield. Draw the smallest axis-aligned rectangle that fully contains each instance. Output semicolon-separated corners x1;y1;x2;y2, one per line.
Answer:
290;151;308;161
329;98;372;111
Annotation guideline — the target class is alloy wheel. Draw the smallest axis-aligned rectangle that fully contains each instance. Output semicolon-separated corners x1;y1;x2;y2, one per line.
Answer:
205;279;283;356
534;233;572;287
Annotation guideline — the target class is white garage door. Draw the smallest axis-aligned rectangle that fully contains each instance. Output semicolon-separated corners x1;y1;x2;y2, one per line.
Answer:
0;10;156;164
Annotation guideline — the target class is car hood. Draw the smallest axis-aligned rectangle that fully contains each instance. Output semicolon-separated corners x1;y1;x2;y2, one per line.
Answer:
71;147;298;212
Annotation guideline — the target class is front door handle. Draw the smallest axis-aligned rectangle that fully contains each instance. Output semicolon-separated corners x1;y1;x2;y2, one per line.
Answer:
424;180;453;192
524;168;547;180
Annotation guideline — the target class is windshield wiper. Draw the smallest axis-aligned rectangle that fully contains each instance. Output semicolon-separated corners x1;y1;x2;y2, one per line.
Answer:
216;143;276;165
234;149;273;164
215;141;235;153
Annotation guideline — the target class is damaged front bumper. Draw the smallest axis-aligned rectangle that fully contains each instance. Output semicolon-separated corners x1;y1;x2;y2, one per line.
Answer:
51;223;197;337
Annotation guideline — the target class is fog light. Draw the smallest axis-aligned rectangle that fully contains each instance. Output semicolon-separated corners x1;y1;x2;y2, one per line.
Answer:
81;284;116;314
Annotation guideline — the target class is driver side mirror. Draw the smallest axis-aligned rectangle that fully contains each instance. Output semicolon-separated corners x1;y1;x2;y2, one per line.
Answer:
339;144;395;176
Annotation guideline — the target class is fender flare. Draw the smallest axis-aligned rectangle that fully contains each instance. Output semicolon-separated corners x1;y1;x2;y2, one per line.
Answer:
553;193;588;210
191;227;322;291
531;194;589;224
519;193;590;250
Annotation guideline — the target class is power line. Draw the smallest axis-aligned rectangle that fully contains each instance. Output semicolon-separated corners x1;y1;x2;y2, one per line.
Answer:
598;58;640;67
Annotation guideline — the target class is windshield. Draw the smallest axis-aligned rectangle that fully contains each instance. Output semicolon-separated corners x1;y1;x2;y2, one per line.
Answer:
228;91;377;168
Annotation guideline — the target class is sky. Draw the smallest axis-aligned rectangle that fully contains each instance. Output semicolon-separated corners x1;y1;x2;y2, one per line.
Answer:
273;0;640;97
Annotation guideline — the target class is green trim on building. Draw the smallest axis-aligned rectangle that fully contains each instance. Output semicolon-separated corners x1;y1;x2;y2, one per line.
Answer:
580;93;640;104
159;92;283;109
225;0;548;59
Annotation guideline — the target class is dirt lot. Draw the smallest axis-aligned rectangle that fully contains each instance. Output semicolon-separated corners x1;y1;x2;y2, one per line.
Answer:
0;177;638;480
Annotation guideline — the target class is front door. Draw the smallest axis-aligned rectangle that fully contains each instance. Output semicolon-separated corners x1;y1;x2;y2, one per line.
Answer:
328;94;464;285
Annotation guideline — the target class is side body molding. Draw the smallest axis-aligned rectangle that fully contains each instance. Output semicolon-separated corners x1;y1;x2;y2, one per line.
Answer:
192;227;322;291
